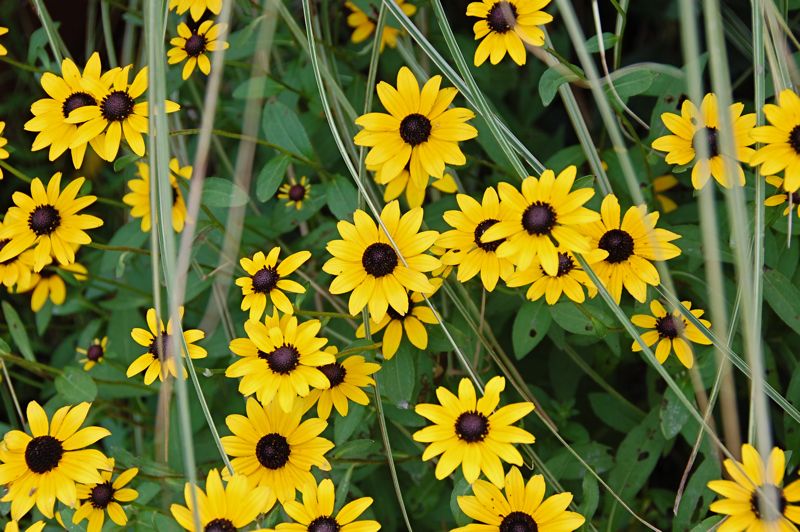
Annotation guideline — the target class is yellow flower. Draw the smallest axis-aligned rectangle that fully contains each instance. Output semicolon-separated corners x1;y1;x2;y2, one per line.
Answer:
751;89;800;192
221;397;334;508
24;53;105;168
413;376;534;487
306;347;381;419
169;0;222;21
170;468;272;531
168;21;228;80
126;307;207;385
454;466;585;532
0;27;7;56
346;0;416;52
323;200;440;322
226;309;335;412
270;478;381;532
708;444;800;531
15;259;88;312
0;401;111;520
372;163;457;208
467;0;552;66
0;121;9;179
438;187;516;291
122;158;191;233
73;458;138;532
506;248;604;305
583;194;681;303
0;173;102;272
3;521;45;532
0;222;34;290
235;247;310;319
653;174;679;214
652;93;755;189
77;337;108;371
481;166;600;274
66;65;180;161
631;300;711;369
765;175;800;218
354;67;477;190
277;176;312;210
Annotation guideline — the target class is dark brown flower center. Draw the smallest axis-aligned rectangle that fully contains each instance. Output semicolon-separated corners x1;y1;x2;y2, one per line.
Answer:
399;113;432;146
500;511;538;532
308;516;341;532
255;433;291;469
62;92;97;119
319;363;346;387
28;205;61;236
789;126;800;155
361;242;398;277
89;482;115;509
148;333;172;360
598;229;634;263
261;345;300;374
474;219;503;252
386;293;414;321
487;1;518;33
25;435;64;474
288;184;307;201
101;90;135;121
553;252;575;277
521;202;556;235
750;485;787;522
86;344;104;362
204;518;236;532
251;266;279;293
655;315;682;339
692;127;720;159
454;411;490;443
184;33;207;57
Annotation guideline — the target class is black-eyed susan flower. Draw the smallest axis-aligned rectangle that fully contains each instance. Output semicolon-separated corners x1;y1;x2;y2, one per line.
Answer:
507;248;604;305
467;0;552;66
584;194;681;303
24;53;105;168
323;200;440;321
226;310;334;412
0;223;33;290
122;159;191;233
346;0;416;52
126;307;207;385
765;175;800;218
77;337;108;371
235;247;310;319
708;444;800;531
413;376;534;487
354;67;477;188
169;0;222;20
170;468;272;531
372;164;457;208
0;121;9;179
454;466;585;532
73;459;138;532
271;478;381;532
0;173;102;272
481;166;600;275
751;89;800;193
0;401;111;520
277;176;312;210
66;65;180;161
631;299;711;369
167;21;228;80
652;93;755;190
0;27;7;56
15;259;88;312
3;521;45;532
356;281;440;359
221;397;334;508
306;347;381;419
438;187;516;291
653;174;679;213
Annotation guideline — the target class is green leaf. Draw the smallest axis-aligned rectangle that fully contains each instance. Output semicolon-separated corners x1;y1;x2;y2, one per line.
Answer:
550;302;595;335
763;268;800;335
377;351;415;404
0;337;10;354
660;385;691;439
605;68;656;100
326;176;358;219
233;76;284;99
262;101;314;160
539;66;582;106
202;177;249;208
55;367;98;403
256;155;291;202
608;410;666;502
449;476;472;527
674;458;721;530
586;32;619;52
512;300;551;359
113;153;141;172
2;302;34;362
335;403;366;445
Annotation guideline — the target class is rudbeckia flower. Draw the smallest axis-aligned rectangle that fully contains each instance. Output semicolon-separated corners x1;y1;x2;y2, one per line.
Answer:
346;0;416;52
0;121;9;179
3;521;45;532
15;258;88;312
306;347;381;419
372;163;457;208
751;89;800;192
506;248;604;305
653;174;679;213
0;27;8;56
765;175;800;218
235;247;310;319
169;0;222;21
0;222;34;290
73;459;138;532
467;0;553;66
631;300;711;369
167;21;229;80
277;176;312;210
122;159;191;233
77;337;108;371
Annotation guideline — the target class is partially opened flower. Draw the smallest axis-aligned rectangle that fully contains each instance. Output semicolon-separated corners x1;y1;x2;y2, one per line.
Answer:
653;174;679;213
235;247;310;319
631;300;711;369
123;159;192;233
0;27;7;56
168;21;228;80
346;0;416;52
506;248;604;305
169;0;222;20
73;459;139;532
765;175;800;218
467;0;553;66
372;163;457;208
277;176;312;210
77;337;108;371
306;348;381;419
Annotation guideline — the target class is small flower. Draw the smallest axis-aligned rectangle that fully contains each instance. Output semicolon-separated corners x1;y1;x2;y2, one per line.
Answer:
506;248;604;305
3;521;45;532
0;401;111;520
652;93;756;190
77;337;108;371
0;121;9;179
413;376;534;487
168;21;228;80
765;175;800;218
126;307;207;385
0;27;8;56
0;173;102;272
306;347;381;419
751;89;800;192
170;468;272;531
122;158;191;233
631;300;711;369
169;0;222;21
467;0;553;66
346;0;416;52
235;247;310;319
15;258;88;312
270;478;381;532
277;176;312;210
73;459;139;532
653;174;679;213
